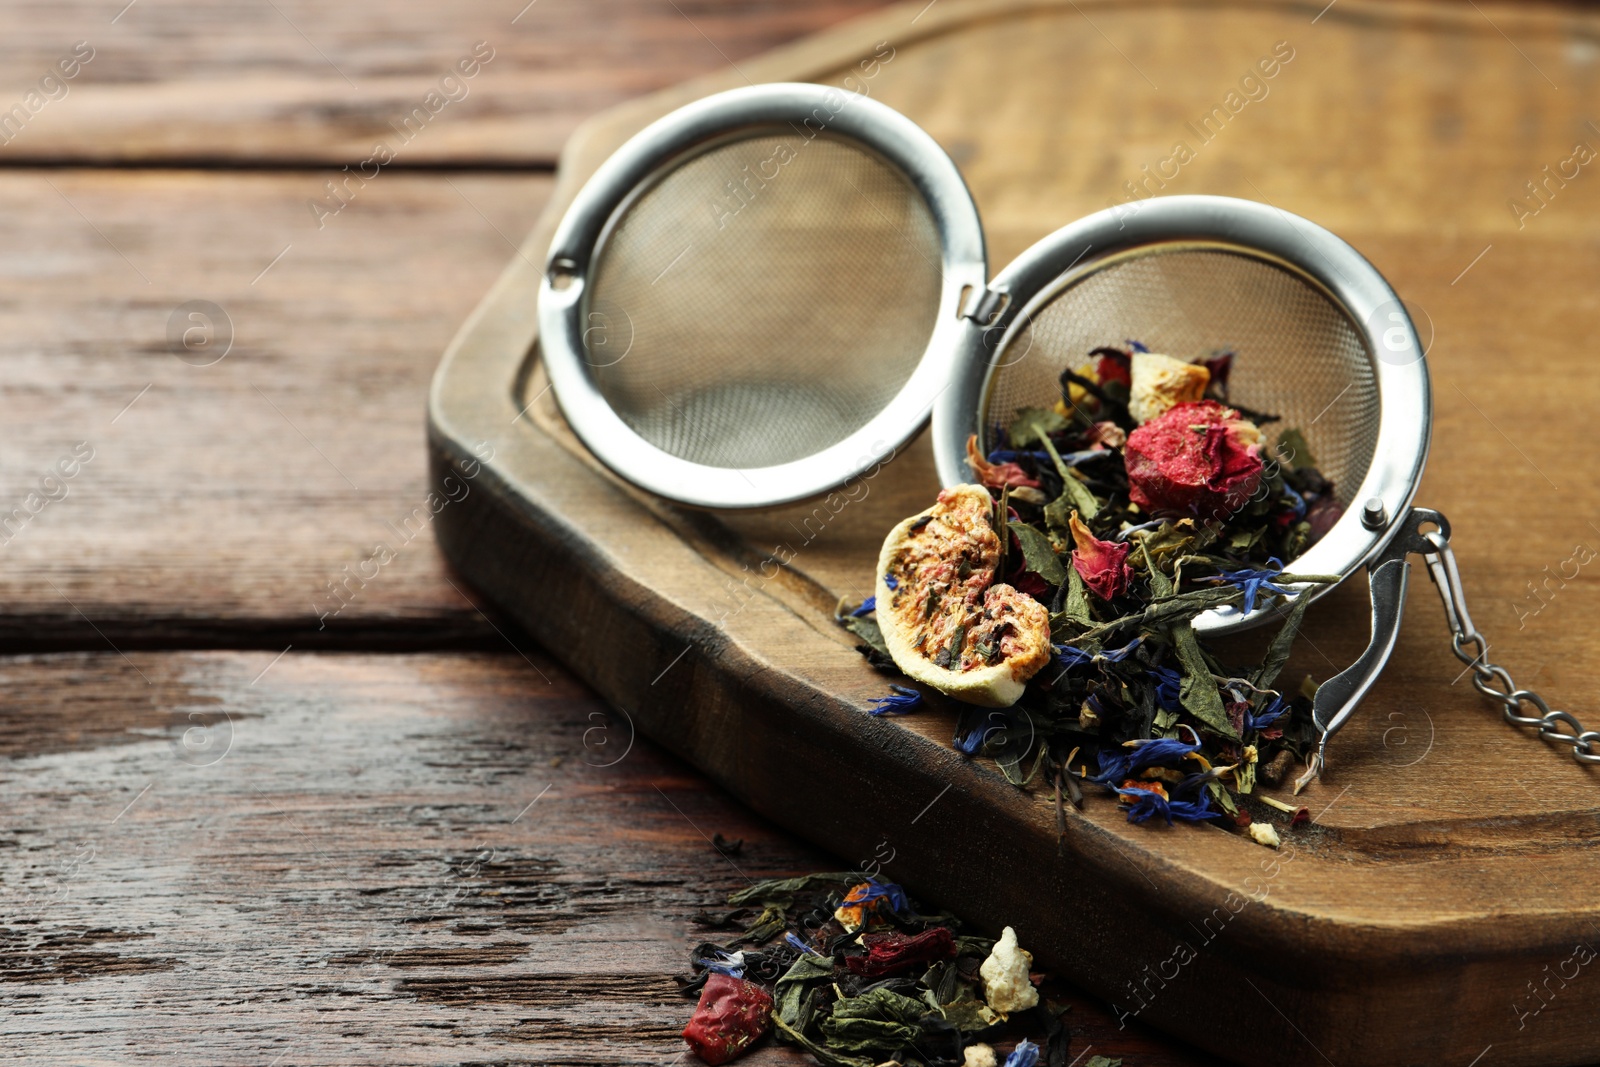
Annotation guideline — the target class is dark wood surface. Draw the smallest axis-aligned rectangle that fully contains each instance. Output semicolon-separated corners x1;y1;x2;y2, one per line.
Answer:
428;1;1600;1065
0;652;1200;1065
0;1;891;166
0;1;1208;1064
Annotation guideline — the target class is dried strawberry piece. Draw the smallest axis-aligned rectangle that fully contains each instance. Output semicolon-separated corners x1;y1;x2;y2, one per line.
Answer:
844;926;956;978
1124;401;1264;518
1068;511;1132;601
683;973;773;1065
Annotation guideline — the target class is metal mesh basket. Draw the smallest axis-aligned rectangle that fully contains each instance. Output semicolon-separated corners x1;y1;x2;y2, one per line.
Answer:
539;84;985;510
981;245;1381;509
540;89;1429;631
586;131;943;470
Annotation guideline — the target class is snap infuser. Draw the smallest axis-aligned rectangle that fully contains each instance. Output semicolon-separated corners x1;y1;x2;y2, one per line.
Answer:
537;83;1597;782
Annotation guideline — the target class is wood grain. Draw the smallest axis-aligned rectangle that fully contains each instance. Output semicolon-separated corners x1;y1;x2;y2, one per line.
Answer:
0;1;893;166
0;169;558;648
430;1;1600;1064
0;650;1206;1066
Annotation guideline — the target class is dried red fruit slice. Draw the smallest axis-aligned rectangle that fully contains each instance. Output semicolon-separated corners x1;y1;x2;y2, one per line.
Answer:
682;972;773;1065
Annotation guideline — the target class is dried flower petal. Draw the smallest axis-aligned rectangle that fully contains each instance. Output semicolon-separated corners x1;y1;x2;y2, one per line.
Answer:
1128;351;1210;424
967;434;1039;490
1067;510;1132;600
844;926;955;978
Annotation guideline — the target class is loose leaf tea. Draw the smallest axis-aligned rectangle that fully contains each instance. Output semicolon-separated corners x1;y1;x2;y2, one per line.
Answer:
680;874;1072;1066
858;344;1344;839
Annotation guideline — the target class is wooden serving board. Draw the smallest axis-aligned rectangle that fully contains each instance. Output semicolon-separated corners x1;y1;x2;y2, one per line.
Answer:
429;2;1600;1064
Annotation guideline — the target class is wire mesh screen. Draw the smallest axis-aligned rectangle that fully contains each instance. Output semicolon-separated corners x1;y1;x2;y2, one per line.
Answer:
983;246;1380;507
585;130;943;470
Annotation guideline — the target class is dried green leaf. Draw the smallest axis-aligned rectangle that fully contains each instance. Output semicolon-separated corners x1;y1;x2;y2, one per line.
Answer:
1274;426;1316;470
820;987;927;1053
939;993;1001;1032
772;1015;876;1067
840;614;890;660
1008;406;1070;448
1172;620;1239;740
727;872;858;907
999;739;1050;787
1253;588;1315;691
1040;435;1099;520
1062;565;1093;628
1207;779;1238;816
1009;521;1067;584
1236;756;1257;796
774;954;835;1028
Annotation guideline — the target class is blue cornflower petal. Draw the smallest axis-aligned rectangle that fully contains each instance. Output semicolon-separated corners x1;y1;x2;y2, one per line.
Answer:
1127;339;1150;353
1212;557;1291;616
1055;637;1143;672
1089;736;1201;785
848;879;909;915
785;932;822;956
868;685;922;716
1150;665;1184;711
1005;1040;1042;1067
883;574;898;591
1243;696;1288;733
1055;644;1096;669
850;596;876;617
1282;482;1308;519
953;721;986;755
987;449;1052;464
1116;785;1221;825
695;949;745;977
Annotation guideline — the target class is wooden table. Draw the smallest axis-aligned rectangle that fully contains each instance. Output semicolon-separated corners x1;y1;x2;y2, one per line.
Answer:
0;3;1199;1063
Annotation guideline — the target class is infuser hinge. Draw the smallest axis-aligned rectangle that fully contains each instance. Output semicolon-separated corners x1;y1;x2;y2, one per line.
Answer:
962;287;1009;325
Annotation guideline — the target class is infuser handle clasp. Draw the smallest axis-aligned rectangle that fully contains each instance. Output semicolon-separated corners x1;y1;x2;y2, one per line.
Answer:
1295;507;1450;792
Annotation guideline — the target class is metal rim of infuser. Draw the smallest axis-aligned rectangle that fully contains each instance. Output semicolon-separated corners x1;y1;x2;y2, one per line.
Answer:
931;194;1432;638
537;82;986;510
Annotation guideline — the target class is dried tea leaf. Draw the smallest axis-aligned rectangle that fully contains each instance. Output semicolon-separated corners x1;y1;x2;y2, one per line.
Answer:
774;954;835;1027
1207;779;1238;816
727;873;859;907
1172;621;1238;740
1236;755;1257;795
1009;406;1070;448
1253;588;1315;691
772;1015;876;1067
1009;521;1068;584
998;739;1049;787
1060;566;1093;629
820;987;926;1052
1040;435;1099;520
1274;426;1316;470
939;994;1001;1032
840;614;891;660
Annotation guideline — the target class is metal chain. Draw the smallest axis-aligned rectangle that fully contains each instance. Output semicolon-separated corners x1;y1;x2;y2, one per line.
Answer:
1422;530;1600;765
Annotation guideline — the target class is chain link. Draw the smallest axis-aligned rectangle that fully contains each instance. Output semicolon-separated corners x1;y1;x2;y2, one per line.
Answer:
1424;531;1600;765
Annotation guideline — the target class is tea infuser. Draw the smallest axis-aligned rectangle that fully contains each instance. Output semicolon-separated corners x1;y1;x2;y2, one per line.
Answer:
538;83;1598;783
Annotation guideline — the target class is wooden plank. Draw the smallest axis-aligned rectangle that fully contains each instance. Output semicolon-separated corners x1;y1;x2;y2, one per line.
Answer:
429;1;1600;1064
0;1;893;166
0;170;554;647
0;650;1204;1065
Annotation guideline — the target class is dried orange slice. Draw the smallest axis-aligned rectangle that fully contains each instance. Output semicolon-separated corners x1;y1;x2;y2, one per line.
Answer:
875;484;1052;707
